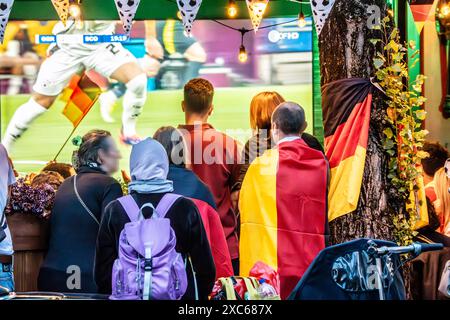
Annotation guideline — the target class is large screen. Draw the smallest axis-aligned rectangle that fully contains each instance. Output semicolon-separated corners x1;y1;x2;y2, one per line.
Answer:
0;18;313;174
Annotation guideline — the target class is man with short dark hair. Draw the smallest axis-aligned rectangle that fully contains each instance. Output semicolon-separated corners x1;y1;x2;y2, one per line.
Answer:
271;101;308;142
239;102;328;298
178;78;242;273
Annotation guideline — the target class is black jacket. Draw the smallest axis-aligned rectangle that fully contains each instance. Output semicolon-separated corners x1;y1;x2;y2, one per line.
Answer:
95;192;216;300
38;166;123;293
168;164;217;209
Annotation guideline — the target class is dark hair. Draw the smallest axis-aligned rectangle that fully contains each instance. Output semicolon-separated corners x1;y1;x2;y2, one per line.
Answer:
77;130;112;167
272;102;306;135
31;171;64;191
183;78;214;114
421;141;449;176
42;162;74;179
153;126;186;167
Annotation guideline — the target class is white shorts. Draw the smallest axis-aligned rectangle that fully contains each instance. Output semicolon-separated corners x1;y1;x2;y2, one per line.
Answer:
33;43;137;96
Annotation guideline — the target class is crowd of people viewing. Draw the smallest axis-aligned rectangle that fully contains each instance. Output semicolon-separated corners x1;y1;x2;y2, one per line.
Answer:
1;78;449;299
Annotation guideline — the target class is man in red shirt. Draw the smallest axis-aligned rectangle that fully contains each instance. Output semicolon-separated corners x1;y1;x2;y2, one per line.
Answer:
178;78;241;273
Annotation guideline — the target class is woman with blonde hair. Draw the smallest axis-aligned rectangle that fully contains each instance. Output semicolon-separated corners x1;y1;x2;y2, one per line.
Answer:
434;165;450;237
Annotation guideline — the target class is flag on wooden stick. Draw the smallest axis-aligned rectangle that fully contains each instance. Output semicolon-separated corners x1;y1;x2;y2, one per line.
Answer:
61;73;101;127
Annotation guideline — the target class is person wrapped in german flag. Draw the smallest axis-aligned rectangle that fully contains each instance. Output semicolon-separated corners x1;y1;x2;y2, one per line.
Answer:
239;102;329;299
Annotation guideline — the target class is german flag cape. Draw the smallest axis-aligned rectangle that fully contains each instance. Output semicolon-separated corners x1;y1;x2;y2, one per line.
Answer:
322;78;372;221
239;139;328;299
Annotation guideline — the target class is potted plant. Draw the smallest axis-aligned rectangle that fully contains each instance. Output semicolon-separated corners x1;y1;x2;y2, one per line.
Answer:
5;179;56;291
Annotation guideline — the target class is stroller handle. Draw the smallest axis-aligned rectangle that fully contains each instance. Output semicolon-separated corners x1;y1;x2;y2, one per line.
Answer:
368;241;444;257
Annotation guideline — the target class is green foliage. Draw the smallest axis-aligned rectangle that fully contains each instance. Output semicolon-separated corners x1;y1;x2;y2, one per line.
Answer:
371;16;428;245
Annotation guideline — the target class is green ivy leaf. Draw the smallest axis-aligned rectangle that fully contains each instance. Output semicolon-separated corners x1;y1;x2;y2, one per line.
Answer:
412;83;423;93
391;64;402;72
383;139;395;150
415;110;427;120
383;127;394;139
386;40;399;52
373;58;385;69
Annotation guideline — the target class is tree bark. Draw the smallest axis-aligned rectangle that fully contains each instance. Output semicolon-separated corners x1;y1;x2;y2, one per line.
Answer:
319;0;403;244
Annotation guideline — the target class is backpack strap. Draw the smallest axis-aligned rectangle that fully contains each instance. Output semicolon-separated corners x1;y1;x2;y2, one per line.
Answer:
154;194;182;219
118;195;141;222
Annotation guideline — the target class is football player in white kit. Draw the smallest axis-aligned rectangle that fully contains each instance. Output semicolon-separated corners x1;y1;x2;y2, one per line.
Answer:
2;20;147;151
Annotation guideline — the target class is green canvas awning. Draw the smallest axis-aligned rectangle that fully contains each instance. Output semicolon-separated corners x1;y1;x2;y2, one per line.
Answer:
9;0;310;21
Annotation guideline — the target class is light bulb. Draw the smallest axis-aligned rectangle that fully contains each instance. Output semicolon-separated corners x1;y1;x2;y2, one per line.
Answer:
297;12;307;28
238;45;248;63
69;3;81;19
227;0;238;18
442;5;450;16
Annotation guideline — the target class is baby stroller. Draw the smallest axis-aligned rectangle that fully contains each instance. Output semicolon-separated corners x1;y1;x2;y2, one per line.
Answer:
288;238;443;300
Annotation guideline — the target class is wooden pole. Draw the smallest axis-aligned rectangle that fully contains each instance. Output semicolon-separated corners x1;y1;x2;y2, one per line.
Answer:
53;126;78;162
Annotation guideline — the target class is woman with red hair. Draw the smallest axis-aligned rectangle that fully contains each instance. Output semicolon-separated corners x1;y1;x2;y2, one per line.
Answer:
237;91;324;186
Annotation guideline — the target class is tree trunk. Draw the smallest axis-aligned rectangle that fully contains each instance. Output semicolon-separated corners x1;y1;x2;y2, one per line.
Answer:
319;0;403;244
319;0;412;298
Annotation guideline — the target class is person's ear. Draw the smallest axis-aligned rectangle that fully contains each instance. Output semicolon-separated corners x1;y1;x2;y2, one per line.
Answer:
271;122;279;143
208;104;214;116
301;121;308;133
271;121;277;132
181;100;186;112
97;149;106;165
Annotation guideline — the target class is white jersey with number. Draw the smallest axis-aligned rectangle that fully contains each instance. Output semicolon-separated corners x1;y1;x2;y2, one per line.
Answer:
49;20;116;56
33;20;138;96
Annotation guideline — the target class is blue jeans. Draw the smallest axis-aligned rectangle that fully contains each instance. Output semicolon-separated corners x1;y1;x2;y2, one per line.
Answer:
0;262;14;292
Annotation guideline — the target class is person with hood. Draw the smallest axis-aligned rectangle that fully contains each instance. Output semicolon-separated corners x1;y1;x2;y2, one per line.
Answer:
153;126;216;208
153;126;233;278
95;138;216;299
0;144;16;292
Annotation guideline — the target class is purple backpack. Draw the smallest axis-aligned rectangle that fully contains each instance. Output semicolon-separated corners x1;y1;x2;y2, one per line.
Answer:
110;194;192;300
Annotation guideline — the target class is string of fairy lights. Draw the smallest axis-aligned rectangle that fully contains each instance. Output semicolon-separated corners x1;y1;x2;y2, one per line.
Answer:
170;0;312;63
66;0;312;64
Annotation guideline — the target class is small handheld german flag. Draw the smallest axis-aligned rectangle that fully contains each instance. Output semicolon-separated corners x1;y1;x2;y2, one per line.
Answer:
61;72;101;127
